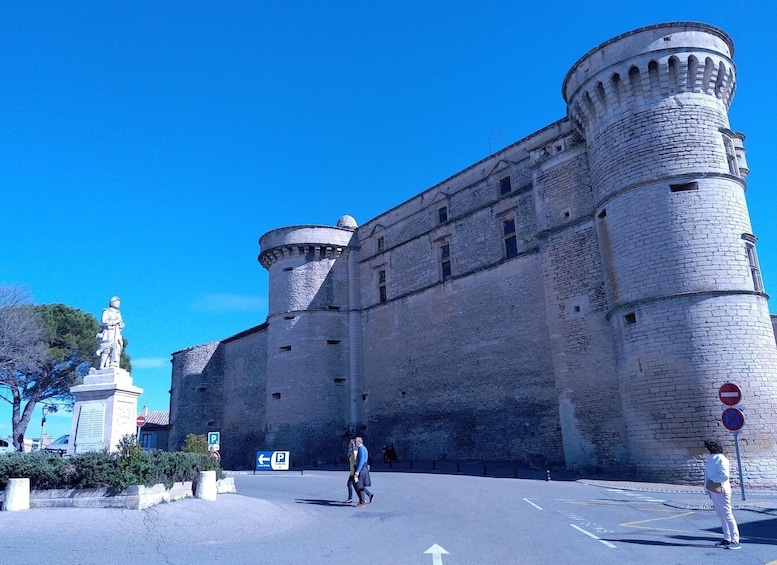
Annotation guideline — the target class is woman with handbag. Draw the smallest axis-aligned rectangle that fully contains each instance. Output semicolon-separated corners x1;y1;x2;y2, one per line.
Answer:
704;440;740;549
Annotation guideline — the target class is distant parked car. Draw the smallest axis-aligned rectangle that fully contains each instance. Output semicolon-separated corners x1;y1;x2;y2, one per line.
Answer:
43;434;69;455
0;438;14;455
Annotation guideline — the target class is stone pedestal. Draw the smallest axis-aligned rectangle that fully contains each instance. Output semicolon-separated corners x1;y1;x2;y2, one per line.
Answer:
68;367;143;455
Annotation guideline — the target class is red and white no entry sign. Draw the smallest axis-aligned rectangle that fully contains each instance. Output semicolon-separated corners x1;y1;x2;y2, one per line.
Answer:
718;383;742;406
136;415;147;427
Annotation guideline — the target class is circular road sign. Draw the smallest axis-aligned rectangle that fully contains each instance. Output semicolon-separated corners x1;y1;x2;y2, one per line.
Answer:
718;383;742;406
722;407;745;431
136;415;147;428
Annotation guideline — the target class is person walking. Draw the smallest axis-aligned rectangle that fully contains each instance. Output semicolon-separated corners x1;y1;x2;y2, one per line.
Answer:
353;437;373;507
704;440;740;550
344;439;357;504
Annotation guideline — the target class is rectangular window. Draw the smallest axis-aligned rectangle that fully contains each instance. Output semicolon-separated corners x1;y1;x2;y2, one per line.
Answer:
378;269;387;303
503;219;518;259
440;243;452;281
723;135;738;176
438;206;448;224
377;236;384;252
499;176;512;195
745;242;764;292
670;181;699;192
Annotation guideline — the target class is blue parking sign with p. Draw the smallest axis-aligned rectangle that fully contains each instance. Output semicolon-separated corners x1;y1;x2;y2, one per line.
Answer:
256;450;290;471
208;432;220;446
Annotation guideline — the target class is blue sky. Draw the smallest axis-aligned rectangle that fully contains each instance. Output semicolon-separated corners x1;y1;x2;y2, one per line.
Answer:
2;2;776;443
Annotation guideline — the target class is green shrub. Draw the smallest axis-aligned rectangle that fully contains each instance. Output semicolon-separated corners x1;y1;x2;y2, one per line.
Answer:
0;451;69;490
66;451;121;489
0;442;223;492
182;434;209;454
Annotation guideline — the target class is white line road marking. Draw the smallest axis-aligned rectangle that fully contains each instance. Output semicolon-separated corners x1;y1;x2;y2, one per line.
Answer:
569;524;617;548
522;498;543;510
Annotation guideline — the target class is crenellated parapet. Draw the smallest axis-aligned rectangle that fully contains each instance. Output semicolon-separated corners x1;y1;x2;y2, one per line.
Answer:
564;23;735;135
259;243;347;269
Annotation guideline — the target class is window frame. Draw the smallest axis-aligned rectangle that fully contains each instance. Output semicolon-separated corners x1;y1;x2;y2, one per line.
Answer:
503;217;518;259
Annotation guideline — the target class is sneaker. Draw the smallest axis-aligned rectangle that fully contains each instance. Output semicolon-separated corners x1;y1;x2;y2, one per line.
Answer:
355;502;366;507
343;499;352;503
369;493;374;504
726;542;742;550
714;540;730;547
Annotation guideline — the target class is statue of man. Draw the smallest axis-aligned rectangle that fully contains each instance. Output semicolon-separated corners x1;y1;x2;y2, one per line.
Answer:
96;296;124;369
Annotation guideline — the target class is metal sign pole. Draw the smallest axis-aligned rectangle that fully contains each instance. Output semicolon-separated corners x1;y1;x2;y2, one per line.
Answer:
733;431;746;501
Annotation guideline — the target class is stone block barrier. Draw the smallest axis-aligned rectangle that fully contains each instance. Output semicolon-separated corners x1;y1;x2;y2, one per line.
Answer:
2;478;30;511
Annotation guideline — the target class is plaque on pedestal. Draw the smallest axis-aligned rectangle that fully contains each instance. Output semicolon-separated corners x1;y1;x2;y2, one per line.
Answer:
69;367;143;454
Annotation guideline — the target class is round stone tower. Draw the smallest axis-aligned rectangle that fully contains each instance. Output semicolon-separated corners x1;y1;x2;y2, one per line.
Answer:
258;216;359;461
564;23;777;484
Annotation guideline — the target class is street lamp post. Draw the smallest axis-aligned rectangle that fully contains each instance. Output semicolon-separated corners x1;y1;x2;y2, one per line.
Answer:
39;405;50;450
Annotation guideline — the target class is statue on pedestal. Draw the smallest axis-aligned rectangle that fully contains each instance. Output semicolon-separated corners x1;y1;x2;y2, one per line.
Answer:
95;296;124;369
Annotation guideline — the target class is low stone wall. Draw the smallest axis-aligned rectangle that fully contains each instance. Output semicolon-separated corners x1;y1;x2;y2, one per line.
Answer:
2;477;236;511
29;481;194;510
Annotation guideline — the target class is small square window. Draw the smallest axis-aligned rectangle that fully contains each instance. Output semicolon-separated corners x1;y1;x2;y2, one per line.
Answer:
624;312;637;325
438;206;448;224
279;345;291;352
272;392;281;400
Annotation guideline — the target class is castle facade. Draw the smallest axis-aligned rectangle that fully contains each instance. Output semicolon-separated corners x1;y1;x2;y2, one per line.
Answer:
169;22;777;484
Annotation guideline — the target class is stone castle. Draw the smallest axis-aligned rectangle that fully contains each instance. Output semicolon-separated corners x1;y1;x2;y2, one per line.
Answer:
169;22;777;484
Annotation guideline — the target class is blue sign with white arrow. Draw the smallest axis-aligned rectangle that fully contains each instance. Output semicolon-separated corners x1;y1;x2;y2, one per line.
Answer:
256;450;290;471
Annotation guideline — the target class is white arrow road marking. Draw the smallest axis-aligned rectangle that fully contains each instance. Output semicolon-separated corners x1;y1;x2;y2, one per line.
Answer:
424;543;449;565
569;524;617;548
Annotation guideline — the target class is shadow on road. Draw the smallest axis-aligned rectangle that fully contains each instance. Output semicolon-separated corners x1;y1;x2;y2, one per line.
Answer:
294;499;354;507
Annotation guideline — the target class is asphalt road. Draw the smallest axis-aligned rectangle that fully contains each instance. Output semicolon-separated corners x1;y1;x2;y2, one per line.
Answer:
2;467;776;564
